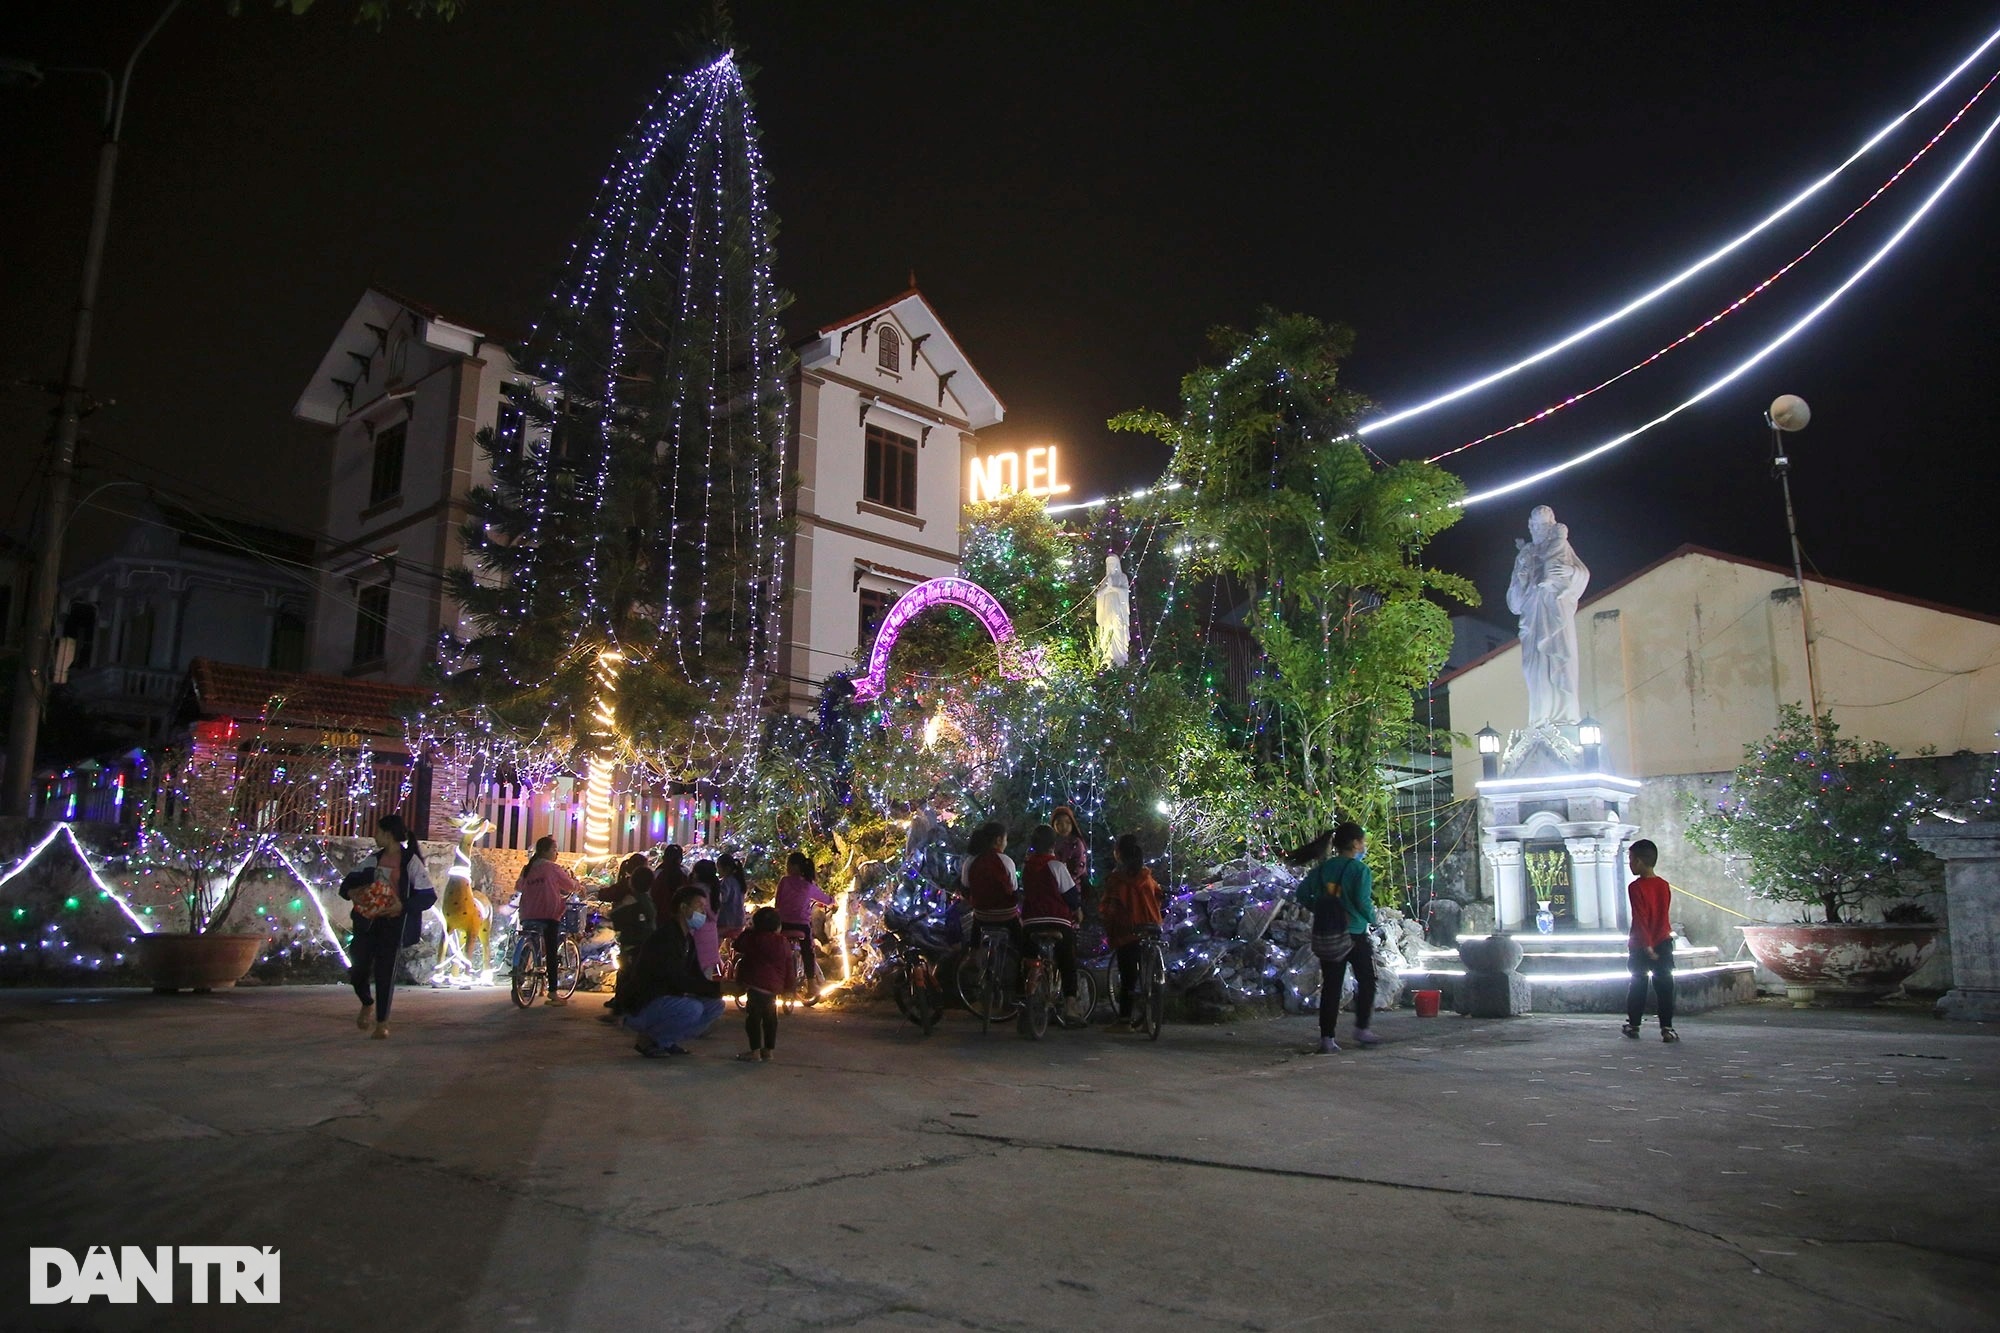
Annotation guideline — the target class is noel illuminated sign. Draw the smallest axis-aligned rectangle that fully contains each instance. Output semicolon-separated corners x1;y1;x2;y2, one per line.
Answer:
967;445;1071;503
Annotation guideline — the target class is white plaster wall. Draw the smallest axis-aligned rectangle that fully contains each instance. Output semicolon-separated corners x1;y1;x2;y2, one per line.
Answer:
1448;550;2000;799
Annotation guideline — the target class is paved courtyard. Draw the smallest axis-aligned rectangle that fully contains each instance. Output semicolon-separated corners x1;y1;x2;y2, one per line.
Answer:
1;985;1995;1331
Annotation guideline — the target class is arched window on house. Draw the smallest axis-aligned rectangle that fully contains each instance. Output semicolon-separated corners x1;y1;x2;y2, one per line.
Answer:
877;324;901;373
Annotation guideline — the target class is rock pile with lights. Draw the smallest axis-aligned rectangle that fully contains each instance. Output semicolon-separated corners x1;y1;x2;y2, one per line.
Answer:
1162;858;1422;1019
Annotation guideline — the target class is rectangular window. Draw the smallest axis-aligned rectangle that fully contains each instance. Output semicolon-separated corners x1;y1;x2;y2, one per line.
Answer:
858;588;894;647
369;421;407;506
269;609;307;672
352;584;390;665
863;424;918;513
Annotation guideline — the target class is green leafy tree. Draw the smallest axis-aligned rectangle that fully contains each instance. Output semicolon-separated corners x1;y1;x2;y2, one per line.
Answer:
1686;704;1939;923
1112;310;1472;863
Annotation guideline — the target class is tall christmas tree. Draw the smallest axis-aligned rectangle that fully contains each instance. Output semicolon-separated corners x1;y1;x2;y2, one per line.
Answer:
441;42;790;808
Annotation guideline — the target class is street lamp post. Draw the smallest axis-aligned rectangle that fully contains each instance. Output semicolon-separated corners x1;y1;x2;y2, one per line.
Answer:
1766;393;1823;727
3;0;182;816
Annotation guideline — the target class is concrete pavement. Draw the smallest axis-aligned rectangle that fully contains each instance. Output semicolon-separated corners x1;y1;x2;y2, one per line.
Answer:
1;985;1995;1330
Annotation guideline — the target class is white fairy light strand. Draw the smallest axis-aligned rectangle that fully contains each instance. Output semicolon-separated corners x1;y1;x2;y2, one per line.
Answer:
1458;100;2000;507
1359;18;2000;438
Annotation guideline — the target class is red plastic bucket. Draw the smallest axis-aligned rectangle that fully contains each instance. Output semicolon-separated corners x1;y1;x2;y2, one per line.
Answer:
1413;988;1443;1018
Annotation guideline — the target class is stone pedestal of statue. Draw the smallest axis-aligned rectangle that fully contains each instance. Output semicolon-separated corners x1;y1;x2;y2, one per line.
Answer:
1908;821;2000;1022
1478;766;1640;934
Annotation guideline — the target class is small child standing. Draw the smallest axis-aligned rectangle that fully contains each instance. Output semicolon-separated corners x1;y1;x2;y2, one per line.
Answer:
1622;839;1679;1043
732;906;791;1062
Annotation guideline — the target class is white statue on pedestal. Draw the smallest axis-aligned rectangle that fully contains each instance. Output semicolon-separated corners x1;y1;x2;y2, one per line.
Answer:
1093;554;1131;668
1506;505;1589;729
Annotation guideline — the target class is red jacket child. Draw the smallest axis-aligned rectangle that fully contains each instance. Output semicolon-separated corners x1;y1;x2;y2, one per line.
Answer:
732;924;793;995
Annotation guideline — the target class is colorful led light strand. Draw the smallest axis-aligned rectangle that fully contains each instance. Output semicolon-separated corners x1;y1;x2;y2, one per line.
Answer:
1359;19;2000;438
1426;67;2000;465
1458;101;2000;507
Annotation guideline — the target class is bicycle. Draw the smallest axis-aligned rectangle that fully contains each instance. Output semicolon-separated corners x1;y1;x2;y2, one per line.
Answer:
782;922;825;1010
957;927;1020;1034
886;930;947;1036
510;912;581;1009
1019;927;1095;1040
1106;926;1166;1040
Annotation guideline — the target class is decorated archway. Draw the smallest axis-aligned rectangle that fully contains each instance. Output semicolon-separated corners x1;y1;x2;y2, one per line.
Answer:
849;577;1037;703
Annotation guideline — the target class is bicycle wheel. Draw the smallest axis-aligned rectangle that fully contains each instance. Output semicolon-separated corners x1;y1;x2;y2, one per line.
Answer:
981;943;1008;1035
556;938;581;998
914;964;938;1035
892;962;917;1022
510;942;541;1009
1023;945;1052;1040
1071;967;1095;1028
1143;944;1166;1040
956;948;988;1018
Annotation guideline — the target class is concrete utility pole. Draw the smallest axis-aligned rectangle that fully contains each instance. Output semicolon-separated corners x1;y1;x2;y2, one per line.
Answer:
2;0;182;815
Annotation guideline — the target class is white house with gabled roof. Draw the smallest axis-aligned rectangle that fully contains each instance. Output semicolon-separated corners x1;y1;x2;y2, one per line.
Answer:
778;288;1005;712
293;287;533;685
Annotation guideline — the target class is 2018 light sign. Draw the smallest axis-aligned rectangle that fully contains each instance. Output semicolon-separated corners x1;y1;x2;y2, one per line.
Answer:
968;445;1071;503
850;577;1035;703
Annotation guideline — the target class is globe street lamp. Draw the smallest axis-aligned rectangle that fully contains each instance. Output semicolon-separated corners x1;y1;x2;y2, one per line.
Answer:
3;0;183;816
1766;394;1823;726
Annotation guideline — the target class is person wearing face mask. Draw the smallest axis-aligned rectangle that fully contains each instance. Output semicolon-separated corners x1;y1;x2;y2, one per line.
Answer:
622;884;725;1057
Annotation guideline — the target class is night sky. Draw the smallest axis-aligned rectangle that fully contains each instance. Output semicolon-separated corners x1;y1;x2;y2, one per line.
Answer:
4;1;1997;623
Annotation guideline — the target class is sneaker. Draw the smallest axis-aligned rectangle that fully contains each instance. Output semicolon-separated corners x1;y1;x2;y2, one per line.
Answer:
634;1037;664;1058
1318;1036;1341;1054
371;1024;390;1040
1661;1027;1680;1043
357;1003;373;1031
759;1049;772;1061
1354;1029;1381;1047
734;1050;761;1063
545;996;568;1007
663;1043;692;1057
1620;1022;1641;1039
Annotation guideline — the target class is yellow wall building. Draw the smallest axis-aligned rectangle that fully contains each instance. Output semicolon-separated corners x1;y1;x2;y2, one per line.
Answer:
1440;546;2000;946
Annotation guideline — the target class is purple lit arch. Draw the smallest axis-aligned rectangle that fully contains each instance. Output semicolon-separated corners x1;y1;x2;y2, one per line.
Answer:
850;577;1030;703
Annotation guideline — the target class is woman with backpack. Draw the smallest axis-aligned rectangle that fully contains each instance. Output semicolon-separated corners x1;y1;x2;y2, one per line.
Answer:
339;813;438;1039
1295;821;1378;1054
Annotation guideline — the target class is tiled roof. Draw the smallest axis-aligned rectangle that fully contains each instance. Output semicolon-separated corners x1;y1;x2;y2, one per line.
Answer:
186;659;425;735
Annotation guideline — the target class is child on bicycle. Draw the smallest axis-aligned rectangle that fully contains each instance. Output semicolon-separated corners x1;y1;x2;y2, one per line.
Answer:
1022;822;1085;1026
776;851;834;995
960;820;1026;971
1098;833;1162;1032
732;906;790;1062
514;836;579;1007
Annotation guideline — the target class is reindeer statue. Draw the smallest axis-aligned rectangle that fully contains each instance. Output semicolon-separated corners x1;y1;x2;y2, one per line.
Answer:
436;811;497;979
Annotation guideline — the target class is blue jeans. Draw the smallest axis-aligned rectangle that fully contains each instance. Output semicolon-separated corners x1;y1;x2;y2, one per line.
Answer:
625;994;724;1047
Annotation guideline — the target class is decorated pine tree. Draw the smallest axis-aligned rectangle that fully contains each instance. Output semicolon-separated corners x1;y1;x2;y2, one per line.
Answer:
434;41;791;812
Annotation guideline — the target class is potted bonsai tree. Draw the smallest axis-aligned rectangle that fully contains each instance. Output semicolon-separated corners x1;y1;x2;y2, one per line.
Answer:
132;698;390;993
131;819;272;993
1687;704;1942;1004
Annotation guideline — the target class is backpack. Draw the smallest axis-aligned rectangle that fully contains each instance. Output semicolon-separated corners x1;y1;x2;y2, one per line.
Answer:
1304;858;1354;962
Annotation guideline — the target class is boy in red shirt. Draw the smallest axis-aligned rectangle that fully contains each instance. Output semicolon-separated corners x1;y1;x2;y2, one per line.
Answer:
1622;839;1679;1043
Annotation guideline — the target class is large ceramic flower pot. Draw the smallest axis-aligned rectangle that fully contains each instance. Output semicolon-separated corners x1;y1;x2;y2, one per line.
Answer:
135;932;266;994
1738;923;1941;1005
